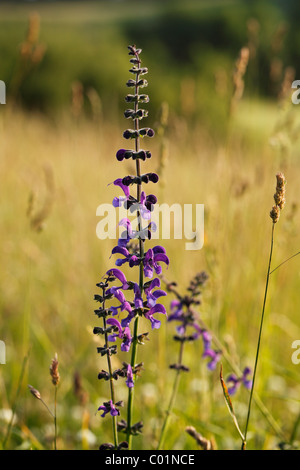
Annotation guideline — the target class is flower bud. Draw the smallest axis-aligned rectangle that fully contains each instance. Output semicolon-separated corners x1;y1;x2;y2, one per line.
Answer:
148;173;159;183
98;370;110;381
116;148;127;161
123;129;138;139
126;79;136;87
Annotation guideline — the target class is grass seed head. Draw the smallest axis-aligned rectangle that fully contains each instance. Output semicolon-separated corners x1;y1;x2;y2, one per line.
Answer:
50;353;60;386
270;204;280;224
28;384;41;400
270;172;286;223
274;172;286;210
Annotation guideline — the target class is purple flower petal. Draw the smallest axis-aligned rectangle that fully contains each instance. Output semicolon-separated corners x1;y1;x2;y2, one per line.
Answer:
106;268;129;289
154;253;169;265
152;246;166;254
107;317;123;335
114;178;130;198
121;311;135;328
112;246;130;257
144;264;154;278
148;303;167;318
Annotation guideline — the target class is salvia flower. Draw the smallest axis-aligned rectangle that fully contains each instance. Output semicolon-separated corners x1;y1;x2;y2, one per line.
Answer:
226;367;253;395
143;246;169;278
98;400;123;418
106;317;133;352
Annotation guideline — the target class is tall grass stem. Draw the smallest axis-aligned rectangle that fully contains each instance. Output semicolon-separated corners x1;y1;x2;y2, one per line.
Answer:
243;223;275;449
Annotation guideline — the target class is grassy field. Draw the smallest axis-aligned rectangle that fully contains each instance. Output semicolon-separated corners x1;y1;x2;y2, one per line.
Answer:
0;0;300;452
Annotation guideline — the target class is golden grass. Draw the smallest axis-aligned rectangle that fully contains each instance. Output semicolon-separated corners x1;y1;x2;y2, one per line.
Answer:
0;99;299;449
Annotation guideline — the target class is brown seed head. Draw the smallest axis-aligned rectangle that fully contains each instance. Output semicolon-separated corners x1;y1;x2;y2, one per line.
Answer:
270;204;280;224
185;426;213;450
28;384;41;400
275;172;286;209
50;353;60;386
270;173;286;222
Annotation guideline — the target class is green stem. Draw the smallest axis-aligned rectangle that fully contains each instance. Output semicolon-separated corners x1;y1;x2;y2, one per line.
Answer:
157;341;184;450
243;223;275;449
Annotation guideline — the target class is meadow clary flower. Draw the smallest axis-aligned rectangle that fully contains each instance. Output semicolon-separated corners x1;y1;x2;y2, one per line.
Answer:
144;303;167;329
105;286;132;316
106;317;133;352
143;246;169;278
144;277;167;307
98;400;121;418
226;367;253;395
106;268;129;290
112;178;130;208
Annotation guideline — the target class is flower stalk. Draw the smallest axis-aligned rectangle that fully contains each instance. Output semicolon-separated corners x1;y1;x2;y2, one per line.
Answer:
94;45;169;450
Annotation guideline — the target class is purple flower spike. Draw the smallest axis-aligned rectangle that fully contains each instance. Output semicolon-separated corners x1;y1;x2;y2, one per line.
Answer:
93;46;169;423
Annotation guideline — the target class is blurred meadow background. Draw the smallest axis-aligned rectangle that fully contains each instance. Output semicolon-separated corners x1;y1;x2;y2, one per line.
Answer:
0;0;300;451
